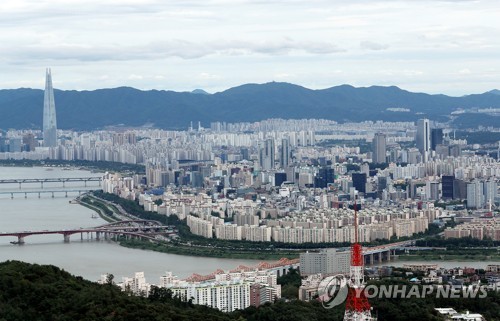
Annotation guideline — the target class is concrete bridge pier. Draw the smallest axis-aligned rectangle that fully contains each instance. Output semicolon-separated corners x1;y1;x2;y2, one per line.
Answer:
65;191;68;198
64;234;70;243
51;192;54;198
25;193;27;199
81;233;83;241
38;192;41;198
41;182;43;189
96;232;100;241
17;236;25;244
19;182;22;190
11;193;13;199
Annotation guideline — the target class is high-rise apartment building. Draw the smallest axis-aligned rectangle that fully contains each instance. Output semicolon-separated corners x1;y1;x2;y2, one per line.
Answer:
416;119;430;162
467;181;484;209
372;133;387;164
43;68;58;147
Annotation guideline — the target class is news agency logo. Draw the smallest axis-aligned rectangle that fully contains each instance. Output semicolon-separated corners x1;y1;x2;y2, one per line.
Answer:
317;275;489;309
317;274;348;309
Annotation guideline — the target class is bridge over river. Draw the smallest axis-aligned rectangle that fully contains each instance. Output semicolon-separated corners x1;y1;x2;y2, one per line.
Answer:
0;177;101;189
0;220;173;244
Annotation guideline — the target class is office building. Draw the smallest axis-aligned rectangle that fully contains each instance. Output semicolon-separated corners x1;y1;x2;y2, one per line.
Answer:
279;138;290;169
259;138;275;170
431;128;443;151
274;172;287;187
352;172;367;194
300;249;350;276
441;175;454;200
314;166;334;188
416;119;430;162
372;133;387;164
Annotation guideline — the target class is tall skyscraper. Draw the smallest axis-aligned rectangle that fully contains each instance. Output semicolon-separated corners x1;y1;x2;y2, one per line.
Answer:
43;68;57;147
431;128;443;151
259;138;275;170
372;133;387;164
416;119;430;162
279;138;290;169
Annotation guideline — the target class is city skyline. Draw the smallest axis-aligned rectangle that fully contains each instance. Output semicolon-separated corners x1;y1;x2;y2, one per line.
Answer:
1;0;499;95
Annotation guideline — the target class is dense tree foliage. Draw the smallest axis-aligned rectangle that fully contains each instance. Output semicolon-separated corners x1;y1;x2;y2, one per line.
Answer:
0;261;232;321
416;236;500;248
1;261;499;321
277;268;302;300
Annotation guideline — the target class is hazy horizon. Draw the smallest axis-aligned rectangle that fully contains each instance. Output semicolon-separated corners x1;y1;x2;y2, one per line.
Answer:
2;81;499;98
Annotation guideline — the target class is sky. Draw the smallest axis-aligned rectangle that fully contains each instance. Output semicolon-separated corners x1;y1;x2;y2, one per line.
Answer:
1;0;499;95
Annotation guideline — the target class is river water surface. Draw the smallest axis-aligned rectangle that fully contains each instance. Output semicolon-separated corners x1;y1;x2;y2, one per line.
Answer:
0;166;259;283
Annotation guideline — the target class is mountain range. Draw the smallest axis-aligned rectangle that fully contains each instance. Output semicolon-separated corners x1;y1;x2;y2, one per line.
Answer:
0;82;499;130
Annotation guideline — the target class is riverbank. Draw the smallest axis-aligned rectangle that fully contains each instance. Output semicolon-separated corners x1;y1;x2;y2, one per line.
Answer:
119;239;298;261
77;196;118;223
79;194;299;260
396;253;500;262
0;159;145;175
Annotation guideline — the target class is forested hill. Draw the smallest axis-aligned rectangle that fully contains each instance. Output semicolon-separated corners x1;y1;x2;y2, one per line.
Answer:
1;261;499;321
0;83;499;130
0;260;232;321
0;260;345;321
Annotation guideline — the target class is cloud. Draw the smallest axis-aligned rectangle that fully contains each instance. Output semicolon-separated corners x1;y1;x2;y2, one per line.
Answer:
1;0;500;95
360;41;389;51
4;38;345;63
198;72;220;80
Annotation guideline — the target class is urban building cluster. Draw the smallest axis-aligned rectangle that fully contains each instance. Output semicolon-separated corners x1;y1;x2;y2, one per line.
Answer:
444;218;500;240
101;268;285;312
185;206;431;243
1;68;498;247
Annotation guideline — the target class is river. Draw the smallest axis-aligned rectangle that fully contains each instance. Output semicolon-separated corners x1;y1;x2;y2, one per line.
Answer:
0;166;259;284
